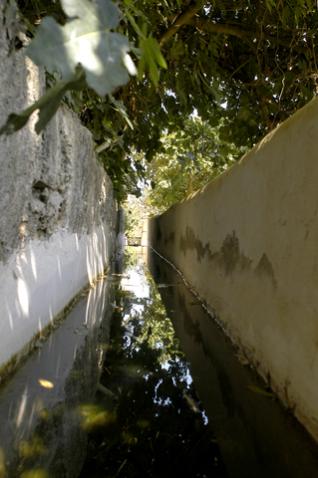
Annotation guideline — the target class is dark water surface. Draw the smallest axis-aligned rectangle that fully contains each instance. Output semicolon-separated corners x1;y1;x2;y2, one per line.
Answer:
1;246;318;477
80;248;226;478
80;247;318;478
148;248;318;478
0;278;114;477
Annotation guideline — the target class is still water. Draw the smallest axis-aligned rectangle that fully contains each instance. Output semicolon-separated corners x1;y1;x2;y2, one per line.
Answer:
80;248;225;478
1;246;318;477
80;246;318;478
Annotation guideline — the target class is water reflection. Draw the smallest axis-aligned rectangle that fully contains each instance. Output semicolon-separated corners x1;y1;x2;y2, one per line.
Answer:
0;277;114;478
80;249;226;477
149;249;318;478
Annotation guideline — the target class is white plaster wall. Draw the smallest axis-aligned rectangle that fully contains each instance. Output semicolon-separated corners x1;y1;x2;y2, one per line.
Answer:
149;96;318;443
0;225;114;368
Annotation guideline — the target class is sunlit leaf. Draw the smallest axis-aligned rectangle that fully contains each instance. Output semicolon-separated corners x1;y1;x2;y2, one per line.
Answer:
38;378;54;389
61;0;119;28
109;96;134;130
27;0;134;96
138;36;167;86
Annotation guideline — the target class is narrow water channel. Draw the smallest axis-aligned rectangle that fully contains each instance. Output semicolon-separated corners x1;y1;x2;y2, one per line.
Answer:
80;246;318;478
80;247;226;478
1;246;318;477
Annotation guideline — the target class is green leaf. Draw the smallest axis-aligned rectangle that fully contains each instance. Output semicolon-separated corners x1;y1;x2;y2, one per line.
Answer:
109;95;134;130
61;0;120;28
0;68;85;135
125;11;143;37
27;0;134;96
138;36;167;86
149;37;167;69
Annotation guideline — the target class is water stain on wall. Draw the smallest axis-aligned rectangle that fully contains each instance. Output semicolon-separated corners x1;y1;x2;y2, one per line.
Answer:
178;226;276;286
164;231;175;245
255;253;277;288
180;226;213;262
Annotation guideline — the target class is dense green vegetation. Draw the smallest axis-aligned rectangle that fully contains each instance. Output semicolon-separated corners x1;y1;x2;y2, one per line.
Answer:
3;0;318;205
145;116;247;213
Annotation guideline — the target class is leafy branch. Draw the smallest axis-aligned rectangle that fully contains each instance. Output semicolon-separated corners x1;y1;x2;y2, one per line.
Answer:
1;0;138;135
0;66;85;135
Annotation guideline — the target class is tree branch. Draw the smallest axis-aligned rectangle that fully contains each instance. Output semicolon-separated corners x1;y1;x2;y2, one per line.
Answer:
159;0;205;46
159;1;312;55
191;18;311;52
191;18;251;42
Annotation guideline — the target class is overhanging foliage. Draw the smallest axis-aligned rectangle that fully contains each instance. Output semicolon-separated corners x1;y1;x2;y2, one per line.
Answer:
3;0;318;200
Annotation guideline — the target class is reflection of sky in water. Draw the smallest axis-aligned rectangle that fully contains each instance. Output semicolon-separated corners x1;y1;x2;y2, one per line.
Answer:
121;264;150;299
120;253;209;426
79;249;222;478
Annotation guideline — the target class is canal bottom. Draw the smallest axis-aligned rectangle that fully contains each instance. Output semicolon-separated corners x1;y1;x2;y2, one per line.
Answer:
79;246;318;478
79;247;226;478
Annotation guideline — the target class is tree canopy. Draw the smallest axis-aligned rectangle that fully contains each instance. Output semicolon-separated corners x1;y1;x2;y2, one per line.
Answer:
4;0;318;200
145;116;247;213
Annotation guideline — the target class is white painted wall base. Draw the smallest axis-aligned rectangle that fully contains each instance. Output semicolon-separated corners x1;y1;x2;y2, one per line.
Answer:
0;224;114;368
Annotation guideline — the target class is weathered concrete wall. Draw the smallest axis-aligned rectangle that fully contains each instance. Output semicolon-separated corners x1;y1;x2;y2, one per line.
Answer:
0;3;117;372
149;96;318;442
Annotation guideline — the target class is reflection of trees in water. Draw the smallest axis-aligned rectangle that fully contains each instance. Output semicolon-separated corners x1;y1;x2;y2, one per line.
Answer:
80;261;226;478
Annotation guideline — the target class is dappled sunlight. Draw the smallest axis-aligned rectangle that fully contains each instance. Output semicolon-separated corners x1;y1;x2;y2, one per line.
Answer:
15;277;30;318
24;57;41;115
85;245;94;286
12;247;38;323
85;227;109;286
85;279;107;328
56;257;62;280
20;56;44;145
37;317;42;333
48;306;53;323
0;224;111;370
30;251;37;281
75;233;80;251
16;388;28;429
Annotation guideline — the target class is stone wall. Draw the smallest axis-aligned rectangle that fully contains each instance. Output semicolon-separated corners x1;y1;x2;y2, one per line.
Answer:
149;96;318;442
0;2;117;371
